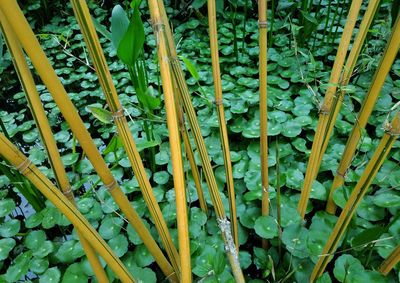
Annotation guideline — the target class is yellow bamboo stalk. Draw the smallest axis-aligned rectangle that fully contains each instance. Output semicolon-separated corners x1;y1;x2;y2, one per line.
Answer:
69;0;180;278
326;13;400;214
310;112;400;282
379;244;400;275
147;1;191;281
298;0;363;218
0;2;176;280
206;0;238;249
153;1;244;281
0;133;135;282
0;11;109;283
175;87;208;214
318;0;380;169
258;0;269;239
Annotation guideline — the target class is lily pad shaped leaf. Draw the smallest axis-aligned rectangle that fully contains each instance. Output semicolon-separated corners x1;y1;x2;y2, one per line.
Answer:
254;215;278;239
0;238;16;261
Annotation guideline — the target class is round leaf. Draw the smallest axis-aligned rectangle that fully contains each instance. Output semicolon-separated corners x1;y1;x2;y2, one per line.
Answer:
254;215;278;239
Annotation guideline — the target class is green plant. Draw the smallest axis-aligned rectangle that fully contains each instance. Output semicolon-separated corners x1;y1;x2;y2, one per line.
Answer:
0;0;399;282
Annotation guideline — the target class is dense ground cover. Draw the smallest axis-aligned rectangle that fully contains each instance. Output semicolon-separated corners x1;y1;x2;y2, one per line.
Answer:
0;0;399;282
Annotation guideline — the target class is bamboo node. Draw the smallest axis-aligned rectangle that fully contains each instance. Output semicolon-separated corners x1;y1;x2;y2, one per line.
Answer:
105;180;118;191
336;169;347;178
62;186;74;199
112;108;125;121
217;217;238;259
15;158;32;175
383;122;400;137
318;105;330;115
258;21;267;29
152;21;165;31
262;186;268;193
214;99;223;106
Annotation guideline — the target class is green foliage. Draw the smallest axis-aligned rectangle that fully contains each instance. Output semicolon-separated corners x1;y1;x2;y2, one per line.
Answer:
0;0;399;282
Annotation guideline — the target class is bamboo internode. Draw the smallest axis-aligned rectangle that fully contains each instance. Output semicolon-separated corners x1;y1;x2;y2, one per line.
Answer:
298;0;363;218
0;133;135;282
311;112;400;281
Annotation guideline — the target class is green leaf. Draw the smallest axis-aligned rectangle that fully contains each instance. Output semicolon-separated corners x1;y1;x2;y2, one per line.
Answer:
87;106;113;124
110;5;130;50
285;168;304;189
351;226;386;248
282;223;309;258
0;219;20;237
133;244;154;267
62;263;88;283
0;199;15;217
108;235;128;257
25;212;43;228
40;267;61;283
5;252;32;282
99;217;124;240
372;193;400;208
181;56;200;81
25;230;46;250
29;258;49;274
92;16;112;41
254;215;278;239
213;251;226;275
239;206;260;229
136;138;161;152
117;1;145;66
129;265;157;283
153;171;169;185
32;241;54;258
61;152;80;166
0;238;16;261
56;240;78;263
333;254;364;282
127;218;149;245
282;120;302;137
41;207;61;229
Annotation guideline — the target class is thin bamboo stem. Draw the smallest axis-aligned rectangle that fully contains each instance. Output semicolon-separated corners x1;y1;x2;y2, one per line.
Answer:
154;0;244;281
258;0;269;245
318;0;381;170
0;133;135;283
379;244;400;275
298;0;363;219
69;0;179;278
0;2;176;280
207;0;238;250
0;11;108;283
175;89;208;214
326;13;400;213
147;0;191;281
310;112;400;282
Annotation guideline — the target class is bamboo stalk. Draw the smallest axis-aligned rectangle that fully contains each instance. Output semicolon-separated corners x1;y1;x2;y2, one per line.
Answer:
326;13;400;213
69;0;180;278
147;1;191;282
206;0;238;250
318;0;381;169
0;2;176;280
379;244;400;275
0;11;108;283
258;0;269;247
0;133;135;283
310;112;400;282
297;0;363;219
175;87;208;214
153;1;244;281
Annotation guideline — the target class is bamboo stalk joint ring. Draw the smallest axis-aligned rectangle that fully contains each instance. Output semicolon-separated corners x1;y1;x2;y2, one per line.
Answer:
105;180;118;191
258;21;267;28
15;158;32;175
